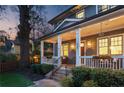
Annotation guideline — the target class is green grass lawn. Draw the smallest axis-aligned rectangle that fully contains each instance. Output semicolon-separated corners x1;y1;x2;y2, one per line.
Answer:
0;73;33;87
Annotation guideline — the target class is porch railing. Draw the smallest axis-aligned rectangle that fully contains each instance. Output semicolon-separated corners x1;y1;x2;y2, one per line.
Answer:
80;55;124;70
41;56;59;65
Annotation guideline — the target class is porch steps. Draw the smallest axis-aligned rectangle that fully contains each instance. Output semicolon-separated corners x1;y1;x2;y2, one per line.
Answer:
50;65;72;81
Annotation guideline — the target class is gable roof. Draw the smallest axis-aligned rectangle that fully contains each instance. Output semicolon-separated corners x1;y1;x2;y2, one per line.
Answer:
37;5;124;42
53;18;82;32
48;5;86;24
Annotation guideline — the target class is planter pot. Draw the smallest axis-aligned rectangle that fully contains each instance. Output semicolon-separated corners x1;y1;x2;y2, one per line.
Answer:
0;61;18;72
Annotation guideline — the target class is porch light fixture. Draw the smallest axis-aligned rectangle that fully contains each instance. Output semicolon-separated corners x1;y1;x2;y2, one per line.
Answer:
80;42;84;47
87;41;92;47
70;44;75;49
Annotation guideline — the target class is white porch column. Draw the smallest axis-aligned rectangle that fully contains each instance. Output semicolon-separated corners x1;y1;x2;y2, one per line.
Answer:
57;35;62;66
76;28;81;66
40;41;44;64
53;43;55;56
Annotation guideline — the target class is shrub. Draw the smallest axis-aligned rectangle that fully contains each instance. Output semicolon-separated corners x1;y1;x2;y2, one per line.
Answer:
110;70;124;87
0;53;7;62
72;67;91;87
82;80;98;87
31;64;42;74
7;54;17;62
41;64;54;75
91;68;113;87
72;67;124;87
31;64;54;75
61;77;74;87
0;53;17;63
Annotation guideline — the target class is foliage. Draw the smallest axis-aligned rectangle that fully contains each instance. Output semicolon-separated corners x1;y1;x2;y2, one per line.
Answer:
0;53;17;63
71;67;124;87
41;64;54;75
61;77;74;87
82;80;98;87
31;64;54;75
72;67;91;87
91;68;113;87
0;73;33;87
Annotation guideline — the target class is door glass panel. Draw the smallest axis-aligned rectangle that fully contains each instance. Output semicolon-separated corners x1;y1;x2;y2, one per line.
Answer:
63;44;69;56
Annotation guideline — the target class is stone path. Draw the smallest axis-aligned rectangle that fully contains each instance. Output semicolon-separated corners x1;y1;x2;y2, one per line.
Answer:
32;79;61;87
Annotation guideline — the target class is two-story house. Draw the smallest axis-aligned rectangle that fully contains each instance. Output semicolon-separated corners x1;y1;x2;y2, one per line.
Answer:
39;5;124;70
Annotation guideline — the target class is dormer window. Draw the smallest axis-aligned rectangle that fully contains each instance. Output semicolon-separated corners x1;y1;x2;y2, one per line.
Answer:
76;10;85;19
98;5;117;13
98;5;109;13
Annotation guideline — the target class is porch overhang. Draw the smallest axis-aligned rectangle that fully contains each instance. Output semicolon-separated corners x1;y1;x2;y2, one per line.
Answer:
38;6;124;43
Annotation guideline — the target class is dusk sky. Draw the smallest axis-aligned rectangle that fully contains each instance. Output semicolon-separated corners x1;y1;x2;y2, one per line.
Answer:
0;5;71;40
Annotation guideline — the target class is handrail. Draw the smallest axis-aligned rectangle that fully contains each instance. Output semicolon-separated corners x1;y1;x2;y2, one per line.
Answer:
80;56;93;58
80;55;124;59
50;56;62;77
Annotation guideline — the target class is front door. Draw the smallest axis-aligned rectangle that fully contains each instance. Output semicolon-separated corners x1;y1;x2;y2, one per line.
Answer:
80;41;85;65
62;44;69;64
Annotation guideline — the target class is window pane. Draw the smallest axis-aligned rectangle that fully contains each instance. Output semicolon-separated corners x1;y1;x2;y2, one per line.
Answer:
110;36;122;55
99;38;108;55
76;10;84;18
98;5;108;13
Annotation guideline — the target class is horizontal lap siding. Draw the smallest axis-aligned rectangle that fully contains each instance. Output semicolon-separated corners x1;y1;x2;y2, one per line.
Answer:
62;28;124;57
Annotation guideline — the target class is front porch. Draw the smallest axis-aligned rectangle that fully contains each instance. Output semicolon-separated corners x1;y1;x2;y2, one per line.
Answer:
40;9;124;70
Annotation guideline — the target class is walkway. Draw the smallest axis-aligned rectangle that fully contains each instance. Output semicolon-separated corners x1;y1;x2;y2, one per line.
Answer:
33;79;61;87
31;64;73;87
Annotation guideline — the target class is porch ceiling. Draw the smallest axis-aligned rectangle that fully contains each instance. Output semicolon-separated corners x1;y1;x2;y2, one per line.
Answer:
44;15;124;43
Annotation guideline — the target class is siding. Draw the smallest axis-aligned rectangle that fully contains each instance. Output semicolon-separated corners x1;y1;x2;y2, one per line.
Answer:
85;5;97;18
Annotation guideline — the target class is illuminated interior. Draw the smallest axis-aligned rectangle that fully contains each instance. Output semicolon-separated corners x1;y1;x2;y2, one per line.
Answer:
110;36;122;55
44;14;124;56
98;38;109;55
76;10;84;18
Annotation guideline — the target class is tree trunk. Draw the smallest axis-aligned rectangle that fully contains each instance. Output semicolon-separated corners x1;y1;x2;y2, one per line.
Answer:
18;5;31;68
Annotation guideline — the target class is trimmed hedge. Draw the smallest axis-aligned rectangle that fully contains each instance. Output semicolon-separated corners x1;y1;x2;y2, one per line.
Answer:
72;67;91;87
82;80;98;87
0;54;17;63
61;77;74;87
71;67;124;87
31;64;54;75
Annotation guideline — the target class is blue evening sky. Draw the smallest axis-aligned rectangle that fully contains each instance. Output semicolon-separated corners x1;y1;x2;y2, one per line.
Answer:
0;5;72;39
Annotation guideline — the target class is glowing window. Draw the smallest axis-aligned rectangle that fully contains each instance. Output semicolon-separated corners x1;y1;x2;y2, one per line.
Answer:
63;44;69;56
99;38;108;55
76;10;84;19
110;36;122;55
98;5;109;13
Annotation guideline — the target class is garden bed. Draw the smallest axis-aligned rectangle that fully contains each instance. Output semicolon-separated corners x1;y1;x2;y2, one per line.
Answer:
61;67;124;87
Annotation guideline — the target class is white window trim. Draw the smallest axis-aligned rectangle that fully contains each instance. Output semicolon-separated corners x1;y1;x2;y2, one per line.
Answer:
96;5;98;14
97;33;124;56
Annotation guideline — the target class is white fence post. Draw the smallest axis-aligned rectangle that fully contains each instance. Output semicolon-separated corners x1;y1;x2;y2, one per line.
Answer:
76;28;81;66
